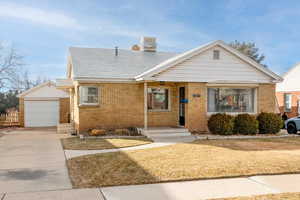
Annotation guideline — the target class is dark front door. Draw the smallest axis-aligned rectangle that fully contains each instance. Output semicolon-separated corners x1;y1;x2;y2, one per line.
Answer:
179;87;185;126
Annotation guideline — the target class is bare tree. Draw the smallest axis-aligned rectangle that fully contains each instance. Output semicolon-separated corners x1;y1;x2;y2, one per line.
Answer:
12;70;49;91
0;42;24;91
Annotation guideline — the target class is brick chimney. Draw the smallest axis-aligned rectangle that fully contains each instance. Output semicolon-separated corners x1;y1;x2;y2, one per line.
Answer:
140;36;156;52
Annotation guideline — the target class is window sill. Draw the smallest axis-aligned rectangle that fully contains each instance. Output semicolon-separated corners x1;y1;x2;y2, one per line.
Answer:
79;103;99;107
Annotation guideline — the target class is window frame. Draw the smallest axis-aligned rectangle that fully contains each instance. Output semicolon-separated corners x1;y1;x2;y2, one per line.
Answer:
207;87;257;115
147;87;171;112
284;93;292;112
79;86;99;106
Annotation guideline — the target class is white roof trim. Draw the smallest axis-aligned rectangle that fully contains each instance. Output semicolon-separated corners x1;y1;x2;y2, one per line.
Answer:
135;40;283;82
74;77;135;82
17;81;54;98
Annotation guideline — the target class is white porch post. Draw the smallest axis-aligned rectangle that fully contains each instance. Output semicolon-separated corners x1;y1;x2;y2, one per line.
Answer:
144;82;148;130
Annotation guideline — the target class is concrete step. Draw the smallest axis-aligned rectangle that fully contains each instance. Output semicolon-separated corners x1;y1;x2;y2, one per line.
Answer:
141;127;192;138
143;128;189;134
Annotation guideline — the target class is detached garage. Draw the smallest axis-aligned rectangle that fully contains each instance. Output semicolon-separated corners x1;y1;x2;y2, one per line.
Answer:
18;81;70;127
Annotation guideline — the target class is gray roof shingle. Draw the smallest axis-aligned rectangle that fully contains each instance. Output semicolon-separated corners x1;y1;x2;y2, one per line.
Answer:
69;47;177;79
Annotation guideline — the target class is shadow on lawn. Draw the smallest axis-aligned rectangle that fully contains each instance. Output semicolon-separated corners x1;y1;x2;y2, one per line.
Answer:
67;138;160;187
194;137;300;151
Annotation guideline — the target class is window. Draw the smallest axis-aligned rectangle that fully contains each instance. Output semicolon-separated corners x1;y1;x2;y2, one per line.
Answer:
213;50;220;60
148;88;169;110
208;88;255;113
79;86;99;105
284;93;292;112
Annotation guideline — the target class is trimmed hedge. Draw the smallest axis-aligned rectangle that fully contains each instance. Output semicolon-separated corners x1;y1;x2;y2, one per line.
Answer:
208;113;234;135
256;112;282;134
233;114;258;135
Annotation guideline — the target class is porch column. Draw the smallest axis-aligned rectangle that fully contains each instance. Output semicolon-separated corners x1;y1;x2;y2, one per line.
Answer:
144;82;148;130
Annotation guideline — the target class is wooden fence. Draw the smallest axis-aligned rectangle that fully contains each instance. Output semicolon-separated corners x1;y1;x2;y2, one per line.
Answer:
0;111;19;126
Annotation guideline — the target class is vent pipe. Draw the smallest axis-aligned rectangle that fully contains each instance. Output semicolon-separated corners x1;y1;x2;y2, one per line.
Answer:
115;46;118;56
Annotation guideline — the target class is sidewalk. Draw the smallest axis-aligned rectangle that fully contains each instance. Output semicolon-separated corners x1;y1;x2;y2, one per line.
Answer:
1;173;300;200
102;173;300;200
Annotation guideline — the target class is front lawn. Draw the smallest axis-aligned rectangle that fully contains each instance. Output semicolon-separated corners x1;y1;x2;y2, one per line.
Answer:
61;137;152;150
67;137;300;188
212;192;300;200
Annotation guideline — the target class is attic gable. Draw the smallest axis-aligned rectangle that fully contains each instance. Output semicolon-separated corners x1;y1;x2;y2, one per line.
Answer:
136;40;282;83
152;45;273;83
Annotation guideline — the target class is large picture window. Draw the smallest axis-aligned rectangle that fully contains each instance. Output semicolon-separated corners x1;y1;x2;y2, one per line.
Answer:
208;88;255;113
79;86;99;105
148;88;169;111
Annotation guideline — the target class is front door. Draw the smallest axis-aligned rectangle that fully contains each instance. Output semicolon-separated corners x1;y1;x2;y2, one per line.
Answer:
179;87;185;126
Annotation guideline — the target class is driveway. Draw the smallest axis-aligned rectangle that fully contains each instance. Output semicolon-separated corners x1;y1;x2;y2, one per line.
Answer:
0;128;72;193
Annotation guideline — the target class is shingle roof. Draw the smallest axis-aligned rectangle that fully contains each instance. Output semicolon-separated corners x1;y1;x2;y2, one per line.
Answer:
69;47;177;79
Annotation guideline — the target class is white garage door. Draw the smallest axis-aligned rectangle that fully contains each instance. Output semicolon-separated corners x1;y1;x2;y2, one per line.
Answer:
24;100;59;127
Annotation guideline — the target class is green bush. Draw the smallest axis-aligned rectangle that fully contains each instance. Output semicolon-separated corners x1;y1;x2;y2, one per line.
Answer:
257;112;282;134
233;114;258;135
208;113;234;135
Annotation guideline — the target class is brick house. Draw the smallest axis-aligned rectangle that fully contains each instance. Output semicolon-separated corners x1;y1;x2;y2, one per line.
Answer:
276;63;300;118
56;38;282;134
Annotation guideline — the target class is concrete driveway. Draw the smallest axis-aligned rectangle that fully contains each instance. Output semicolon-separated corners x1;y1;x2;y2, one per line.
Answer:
0;128;72;193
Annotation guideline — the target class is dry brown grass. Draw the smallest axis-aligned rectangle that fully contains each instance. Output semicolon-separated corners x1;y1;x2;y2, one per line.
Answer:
67;137;300;188
61;137;152;150
212;192;300;200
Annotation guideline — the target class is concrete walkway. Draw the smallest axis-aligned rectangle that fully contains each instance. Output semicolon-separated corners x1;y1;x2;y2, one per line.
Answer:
65;135;197;159
0;129;72;194
102;174;300;200
0;173;299;199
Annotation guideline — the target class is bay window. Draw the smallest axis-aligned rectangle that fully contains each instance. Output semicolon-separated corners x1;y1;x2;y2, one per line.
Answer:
148;88;169;111
208;88;255;113
79;86;99;105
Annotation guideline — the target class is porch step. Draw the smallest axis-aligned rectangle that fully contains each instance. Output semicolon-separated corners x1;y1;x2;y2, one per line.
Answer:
141;127;192;138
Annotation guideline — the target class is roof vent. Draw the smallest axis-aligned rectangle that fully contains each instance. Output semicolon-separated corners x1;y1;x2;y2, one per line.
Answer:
140;36;156;52
115;46;118;56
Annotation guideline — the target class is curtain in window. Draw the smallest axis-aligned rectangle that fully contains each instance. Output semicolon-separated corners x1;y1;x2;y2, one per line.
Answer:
208;88;255;113
147;88;169;110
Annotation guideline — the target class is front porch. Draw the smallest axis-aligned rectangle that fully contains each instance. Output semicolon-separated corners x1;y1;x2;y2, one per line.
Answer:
142;82;208;133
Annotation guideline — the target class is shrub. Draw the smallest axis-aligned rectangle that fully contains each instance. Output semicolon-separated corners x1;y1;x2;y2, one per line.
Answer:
208;113;234;135
233;114;258;135
127;127;140;136
257;112;283;134
89;129;106;136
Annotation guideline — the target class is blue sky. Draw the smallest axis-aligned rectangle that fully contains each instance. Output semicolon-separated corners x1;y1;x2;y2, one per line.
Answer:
0;0;299;79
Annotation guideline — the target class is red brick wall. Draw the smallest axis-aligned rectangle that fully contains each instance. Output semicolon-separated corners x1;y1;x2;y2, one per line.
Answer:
276;91;300;118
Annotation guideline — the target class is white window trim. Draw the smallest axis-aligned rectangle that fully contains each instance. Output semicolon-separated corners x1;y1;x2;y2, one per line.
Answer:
284;93;292;112
206;87;258;115
79;86;99;106
147;87;171;112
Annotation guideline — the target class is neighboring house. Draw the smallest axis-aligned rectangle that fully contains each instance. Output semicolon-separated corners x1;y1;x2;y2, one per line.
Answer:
55;37;282;134
276;63;300;118
18;81;70;127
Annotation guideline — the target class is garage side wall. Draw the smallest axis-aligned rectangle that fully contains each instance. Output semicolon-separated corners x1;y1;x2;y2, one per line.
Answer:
59;98;70;123
19;98;24;127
